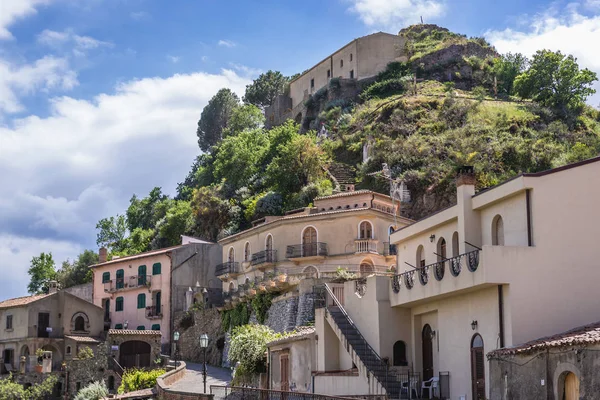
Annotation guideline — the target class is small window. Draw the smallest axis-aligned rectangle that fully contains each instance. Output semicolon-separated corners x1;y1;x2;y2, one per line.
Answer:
350;70;354;79
152;263;161;275
137;325;145;330
359;221;373;239
74;316;85;331
310;78;315;88
151;324;160;331
6;315;12;330
393;340;407;366
244;242;251;262
66;346;72;355
108;376;115;391
102;272;110;283
340;59;344;68
114;324;123;329
327;69;331;78
137;293;146;309
115;297;124;312
228;247;235;262
492;215;505;246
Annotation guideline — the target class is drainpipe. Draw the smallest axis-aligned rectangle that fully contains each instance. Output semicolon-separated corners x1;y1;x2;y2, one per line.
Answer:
167;252;173;356
498;285;505;348
370;193;375;209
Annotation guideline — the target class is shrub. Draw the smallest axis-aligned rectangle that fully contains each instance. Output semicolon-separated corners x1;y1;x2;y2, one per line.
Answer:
361;78;408;101
179;311;194;329
221;303;251;332
77;346;94;360
375;61;412;81
472;86;488;101
117;368;166;394
332;267;357;282
74;381;108;400
251;293;274;324
229;325;277;384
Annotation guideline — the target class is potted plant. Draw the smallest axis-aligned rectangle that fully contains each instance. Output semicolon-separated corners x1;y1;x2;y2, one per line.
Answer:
35;348;44;373
276;272;287;283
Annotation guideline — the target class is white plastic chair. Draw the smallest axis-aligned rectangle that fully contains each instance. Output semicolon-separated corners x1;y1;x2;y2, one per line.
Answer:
421;377;439;399
401;377;419;398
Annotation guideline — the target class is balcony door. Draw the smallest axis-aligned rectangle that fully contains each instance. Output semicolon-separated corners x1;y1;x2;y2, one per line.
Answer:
422;324;434;381
471;334;486;400
302;227;317;257
155;291;162;315
38;312;50;338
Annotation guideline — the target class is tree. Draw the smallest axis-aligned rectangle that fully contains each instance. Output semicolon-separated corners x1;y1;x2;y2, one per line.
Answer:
126;187;168;232
176;154;216;201
514;50;597;116
96;215;128;252
152;200;194;248
493;52;528;95
0;374;57;400
74;381;108;400
190;186;232;241
223;104;265;137
228;325;277;384
243;70;288;109
56;250;98;289
197;88;240;151
27;252;56;294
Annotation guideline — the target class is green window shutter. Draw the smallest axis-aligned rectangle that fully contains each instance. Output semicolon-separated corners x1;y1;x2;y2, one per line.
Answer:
115;324;123;329
151;324;160;331
137;325;145;330
152;262;161;275
116;269;124;289
137;293;146;309
102;272;110;283
138;265;147;285
116;297;124;311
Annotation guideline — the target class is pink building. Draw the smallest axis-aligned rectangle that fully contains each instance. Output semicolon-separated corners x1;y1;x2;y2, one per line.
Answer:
91;236;221;351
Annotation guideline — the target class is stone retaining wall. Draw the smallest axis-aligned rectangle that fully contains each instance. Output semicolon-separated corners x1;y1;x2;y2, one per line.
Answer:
156;361;214;400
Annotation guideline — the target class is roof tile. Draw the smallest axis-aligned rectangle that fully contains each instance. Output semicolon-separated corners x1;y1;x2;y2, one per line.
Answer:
108;329;162;336
0;294;50;309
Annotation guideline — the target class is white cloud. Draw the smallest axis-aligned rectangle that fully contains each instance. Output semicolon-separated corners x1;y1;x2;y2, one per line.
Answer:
218;39;236;48
130;11;150;21
37;29;113;54
486;5;600;105
0;0;50;40
0;56;78;114
346;0;445;30
229;63;262;77
167;55;181;63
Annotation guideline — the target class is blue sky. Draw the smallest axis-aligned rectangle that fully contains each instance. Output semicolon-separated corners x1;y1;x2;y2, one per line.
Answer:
1;0;600;301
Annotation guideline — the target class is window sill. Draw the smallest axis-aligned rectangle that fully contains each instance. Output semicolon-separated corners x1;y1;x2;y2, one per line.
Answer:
4;329;13;332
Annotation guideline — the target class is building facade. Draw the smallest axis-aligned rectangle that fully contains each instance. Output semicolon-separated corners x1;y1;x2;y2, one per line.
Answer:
90;236;221;352
216;190;411;303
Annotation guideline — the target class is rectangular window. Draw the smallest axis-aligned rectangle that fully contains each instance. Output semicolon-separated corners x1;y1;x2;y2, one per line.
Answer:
350;70;354;79
116;296;124;312
6;315;12;330
137;325;145;330
137;293;146;309
310;78;314;89
151;324;160;331
340;59;343;68
327;69;331;78
350;53;353;61
102;272;110;283
116;269;124;289
152;262;161;275
114;324;123;329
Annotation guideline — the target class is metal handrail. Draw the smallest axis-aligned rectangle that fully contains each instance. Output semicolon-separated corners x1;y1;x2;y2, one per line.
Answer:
250;249;278;265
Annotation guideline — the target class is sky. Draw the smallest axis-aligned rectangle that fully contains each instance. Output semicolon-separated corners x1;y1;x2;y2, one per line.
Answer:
2;0;600;301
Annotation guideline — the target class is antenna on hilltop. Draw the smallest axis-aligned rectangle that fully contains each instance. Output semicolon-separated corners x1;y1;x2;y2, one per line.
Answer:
420;16;424;24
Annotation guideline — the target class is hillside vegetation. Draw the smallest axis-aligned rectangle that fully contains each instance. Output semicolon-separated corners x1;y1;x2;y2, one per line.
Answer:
79;24;600;260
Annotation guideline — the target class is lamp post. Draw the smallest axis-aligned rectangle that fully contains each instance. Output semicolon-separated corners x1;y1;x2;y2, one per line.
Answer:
173;331;180;368
199;333;209;393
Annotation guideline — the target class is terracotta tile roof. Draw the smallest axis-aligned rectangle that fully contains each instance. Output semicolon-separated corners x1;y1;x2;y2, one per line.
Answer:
267;326;315;346
0;294;50;309
488;321;600;356
108;329;162;336
64;335;101;344
90;245;182;268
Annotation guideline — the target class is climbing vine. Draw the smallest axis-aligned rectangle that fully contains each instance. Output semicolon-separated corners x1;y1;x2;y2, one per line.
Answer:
221;303;251;332
251;292;275;324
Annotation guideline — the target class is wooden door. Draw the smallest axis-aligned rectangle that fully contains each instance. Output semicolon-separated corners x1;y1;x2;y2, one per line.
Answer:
564;372;580;400
471;334;486;400
37;312;50;338
280;354;290;391
302;227;317;256
422;324;434;381
155;291;162;315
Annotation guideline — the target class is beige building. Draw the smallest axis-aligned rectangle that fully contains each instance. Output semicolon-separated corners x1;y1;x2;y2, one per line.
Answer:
91;236;221;353
310;157;600;400
0;283;104;375
216;190;411;303
267;326;316;392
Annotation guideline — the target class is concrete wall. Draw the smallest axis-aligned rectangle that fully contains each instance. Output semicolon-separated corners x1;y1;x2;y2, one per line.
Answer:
64;282;93;303
356;33;407;79
0;306;28;340
314;374;370;396
269;338;314;392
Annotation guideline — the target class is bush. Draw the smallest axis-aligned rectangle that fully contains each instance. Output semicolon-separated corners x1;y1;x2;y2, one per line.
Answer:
221;303;251;332
361;78;408;101
117;368;166;394
376;61;412;81
77;346;94;360
74;381;108;400
251;293;274;324
472;86;488;101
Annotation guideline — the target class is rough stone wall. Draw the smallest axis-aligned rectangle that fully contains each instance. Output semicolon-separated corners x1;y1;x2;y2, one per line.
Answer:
64;283;93;303
173;308;225;367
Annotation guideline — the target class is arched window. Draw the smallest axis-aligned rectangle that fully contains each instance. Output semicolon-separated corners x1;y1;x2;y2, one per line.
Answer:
389;226;395;237
452;232;459;257
266;235;273;251
244;242;251;262
437;237;447;261
228;247;235;262
66;346;71;356
360;262;374;275
359;221;373;239
74;316;85;331
393;341;407;366
228;282;235;292
137;293;146;309
492;215;504;246
416;245;425;268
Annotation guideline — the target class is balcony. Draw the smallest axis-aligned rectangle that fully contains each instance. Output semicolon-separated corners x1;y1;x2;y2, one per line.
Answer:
389;250;509;307
216;261;240;278
354;239;378;254
104;275;151;293
145;305;163;319
251;250;277;267
383;242;397;257
286;242;328;260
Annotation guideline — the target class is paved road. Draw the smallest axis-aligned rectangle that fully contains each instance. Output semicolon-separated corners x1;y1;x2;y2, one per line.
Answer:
169;362;232;394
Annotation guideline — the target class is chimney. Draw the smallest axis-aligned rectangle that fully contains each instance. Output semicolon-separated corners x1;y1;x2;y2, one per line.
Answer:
456;166;476;187
99;247;108;264
48;281;58;294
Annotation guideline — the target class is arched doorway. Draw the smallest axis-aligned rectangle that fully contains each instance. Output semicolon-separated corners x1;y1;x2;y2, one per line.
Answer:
471;334;485;400
563;372;580;400
302;227;317;257
119;341;151;369
437;237;447;260
422;324;434;381
74;316;85;331
359;262;374;276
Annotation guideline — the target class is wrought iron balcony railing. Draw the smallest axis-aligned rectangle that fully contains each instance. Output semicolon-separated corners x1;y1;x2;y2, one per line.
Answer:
383;242;397;256
103;275;152;292
145;305;163;319
286;242;328;258
391;250;480;293
250;250;278;266
215;261;240;277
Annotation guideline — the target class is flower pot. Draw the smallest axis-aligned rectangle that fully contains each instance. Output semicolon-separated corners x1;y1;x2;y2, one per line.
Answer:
35;365;43;373
276;274;287;283
248;289;257;296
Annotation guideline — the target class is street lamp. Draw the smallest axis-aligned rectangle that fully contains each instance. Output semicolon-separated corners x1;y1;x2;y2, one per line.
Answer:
200;333;209;393
173;331;180;368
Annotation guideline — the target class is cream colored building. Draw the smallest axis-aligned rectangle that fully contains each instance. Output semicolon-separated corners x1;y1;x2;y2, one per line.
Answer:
216;190;411;303
311;158;600;400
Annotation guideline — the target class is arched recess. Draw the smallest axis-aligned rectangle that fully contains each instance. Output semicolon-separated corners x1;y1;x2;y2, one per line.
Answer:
358;220;374;239
244;242;251;262
70;312;90;332
416;245;425;268
471;334;486;400
359;259;374;275
20;345;30;359
301;226;318;257
558;371;580;400
228;282;235;292
492;215;504;246
393;340;407;366
228;247;235;262
265;234;273;251
302;265;319;278
452;232;459;257
437;237;447;261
